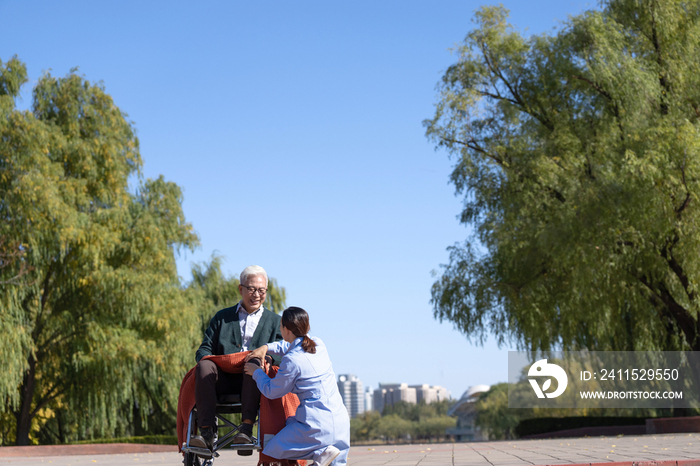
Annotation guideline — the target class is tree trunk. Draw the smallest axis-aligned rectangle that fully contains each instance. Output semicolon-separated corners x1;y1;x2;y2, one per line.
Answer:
670;343;700;418
57;409;65;444
14;356;36;446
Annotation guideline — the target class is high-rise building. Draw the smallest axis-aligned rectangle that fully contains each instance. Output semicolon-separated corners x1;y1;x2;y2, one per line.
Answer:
409;384;451;404
364;387;373;413
373;383;417;413
337;374;364;418
373;383;451;413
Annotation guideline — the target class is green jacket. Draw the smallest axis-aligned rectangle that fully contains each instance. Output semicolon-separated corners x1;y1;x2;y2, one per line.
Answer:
195;305;283;365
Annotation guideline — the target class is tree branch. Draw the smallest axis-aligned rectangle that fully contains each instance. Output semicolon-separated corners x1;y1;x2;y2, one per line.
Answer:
571;74;625;140
635;272;698;348
30;385;66;418
440;137;506;167
440;136;567;203
477;88;518;105
32;261;55;345
690;102;700;119
0;236;35;285
571;75;613;101
480;41;554;131
660;234;697;303
37;329;80;360
675;161;691;219
650;1;670;115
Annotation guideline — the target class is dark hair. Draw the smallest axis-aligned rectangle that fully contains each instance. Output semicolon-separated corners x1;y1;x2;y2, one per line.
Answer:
281;306;316;353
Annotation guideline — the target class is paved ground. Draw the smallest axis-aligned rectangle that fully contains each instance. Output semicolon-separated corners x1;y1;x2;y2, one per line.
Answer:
3;433;700;466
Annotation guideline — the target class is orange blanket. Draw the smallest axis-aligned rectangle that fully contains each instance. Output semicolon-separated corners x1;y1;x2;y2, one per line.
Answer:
176;352;307;466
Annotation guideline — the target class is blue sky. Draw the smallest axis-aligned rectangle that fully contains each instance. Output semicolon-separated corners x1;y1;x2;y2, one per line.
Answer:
0;0;594;400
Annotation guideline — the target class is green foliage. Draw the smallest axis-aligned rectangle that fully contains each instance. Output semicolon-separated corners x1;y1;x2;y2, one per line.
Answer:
0;56;289;446
474;384;528;440
350;401;455;444
350;410;381;442
0;56;204;446
382;400;452;421
426;0;700;352
412;415;457;441
375;415;414;442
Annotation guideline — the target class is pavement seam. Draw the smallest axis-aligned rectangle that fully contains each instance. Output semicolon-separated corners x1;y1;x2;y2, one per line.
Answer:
515;447;576;464
379;452;406;466
385;447;434;466
500;448;537;465
498;444;566;465
467;443;497;466
413;452;430;466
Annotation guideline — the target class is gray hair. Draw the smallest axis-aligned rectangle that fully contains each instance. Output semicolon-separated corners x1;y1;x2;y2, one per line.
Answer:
240;265;268;286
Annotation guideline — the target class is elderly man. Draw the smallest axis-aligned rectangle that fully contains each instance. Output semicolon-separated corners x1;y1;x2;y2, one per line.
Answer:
190;265;283;452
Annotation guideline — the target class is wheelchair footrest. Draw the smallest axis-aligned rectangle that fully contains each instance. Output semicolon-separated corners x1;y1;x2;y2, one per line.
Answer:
182;446;216;459
229;442;260;449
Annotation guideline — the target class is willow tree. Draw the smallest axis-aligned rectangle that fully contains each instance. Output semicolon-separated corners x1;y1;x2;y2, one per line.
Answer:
426;0;700;352
0;57;200;445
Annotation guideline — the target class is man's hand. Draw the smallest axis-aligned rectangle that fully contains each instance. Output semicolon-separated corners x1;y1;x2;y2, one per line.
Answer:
243;362;261;376
245;345;268;362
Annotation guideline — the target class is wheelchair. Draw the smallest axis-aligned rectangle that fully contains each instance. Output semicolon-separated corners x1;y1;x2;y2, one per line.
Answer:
181;393;263;466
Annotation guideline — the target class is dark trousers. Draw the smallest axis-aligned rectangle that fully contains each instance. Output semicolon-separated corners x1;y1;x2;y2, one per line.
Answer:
194;357;262;428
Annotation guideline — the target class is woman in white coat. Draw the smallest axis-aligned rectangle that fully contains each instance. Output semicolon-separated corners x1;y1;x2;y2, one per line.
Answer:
244;306;350;466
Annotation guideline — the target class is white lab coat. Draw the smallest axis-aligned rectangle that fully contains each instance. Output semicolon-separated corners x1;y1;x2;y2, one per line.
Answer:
253;336;350;465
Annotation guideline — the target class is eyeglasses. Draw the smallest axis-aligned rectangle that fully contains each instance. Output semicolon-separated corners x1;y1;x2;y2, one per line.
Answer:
242;286;267;296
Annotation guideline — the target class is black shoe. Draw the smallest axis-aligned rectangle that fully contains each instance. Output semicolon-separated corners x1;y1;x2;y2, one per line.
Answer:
235;433;254;456
190;426;215;451
232;431;253;444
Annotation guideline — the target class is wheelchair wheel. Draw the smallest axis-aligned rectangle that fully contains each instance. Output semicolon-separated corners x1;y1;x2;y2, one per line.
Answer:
183;452;202;466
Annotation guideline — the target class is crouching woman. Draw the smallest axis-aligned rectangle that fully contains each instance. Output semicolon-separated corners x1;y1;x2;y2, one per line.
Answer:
244;306;350;466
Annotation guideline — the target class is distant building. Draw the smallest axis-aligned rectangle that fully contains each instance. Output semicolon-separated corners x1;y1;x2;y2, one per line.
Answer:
364;387;373;413
373;382;449;413
337;374;364;418
409;384;451;404
373;383;416;413
446;385;490;441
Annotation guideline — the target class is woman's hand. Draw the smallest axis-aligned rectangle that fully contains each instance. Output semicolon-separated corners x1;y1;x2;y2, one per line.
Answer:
245;345;268;362
243;362;261;376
